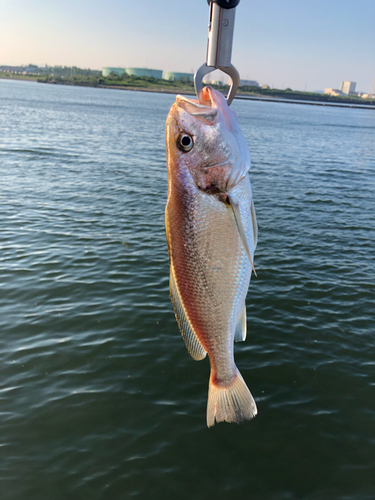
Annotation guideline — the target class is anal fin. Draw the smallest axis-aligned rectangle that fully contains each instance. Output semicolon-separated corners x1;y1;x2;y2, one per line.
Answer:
170;267;207;361
234;305;247;342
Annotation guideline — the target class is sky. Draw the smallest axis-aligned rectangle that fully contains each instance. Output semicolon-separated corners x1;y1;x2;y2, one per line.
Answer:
1;0;374;92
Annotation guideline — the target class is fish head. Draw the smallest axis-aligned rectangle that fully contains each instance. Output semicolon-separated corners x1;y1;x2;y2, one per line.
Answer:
166;86;250;194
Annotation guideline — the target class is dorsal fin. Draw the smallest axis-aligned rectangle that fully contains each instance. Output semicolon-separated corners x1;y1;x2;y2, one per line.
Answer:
169;267;207;361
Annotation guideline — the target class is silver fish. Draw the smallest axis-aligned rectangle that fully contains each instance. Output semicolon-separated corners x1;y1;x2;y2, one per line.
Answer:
165;86;258;427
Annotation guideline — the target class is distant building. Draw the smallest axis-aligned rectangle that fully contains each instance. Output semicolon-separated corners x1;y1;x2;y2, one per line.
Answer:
202;79;224;86
324;88;343;96
239;79;259;87
163;71;194;82
262;84;270;90
201;69;229;85
0;65;25;74
125;68;162;79
102;67;125;77
340;81;356;95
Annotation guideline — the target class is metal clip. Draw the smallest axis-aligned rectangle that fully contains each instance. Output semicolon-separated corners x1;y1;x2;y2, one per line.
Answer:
194;1;240;106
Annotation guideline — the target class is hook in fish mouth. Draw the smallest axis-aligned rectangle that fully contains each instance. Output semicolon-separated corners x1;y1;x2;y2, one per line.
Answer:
194;63;240;106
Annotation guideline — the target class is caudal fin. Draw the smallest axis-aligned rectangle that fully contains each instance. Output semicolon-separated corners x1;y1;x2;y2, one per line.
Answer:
206;369;257;427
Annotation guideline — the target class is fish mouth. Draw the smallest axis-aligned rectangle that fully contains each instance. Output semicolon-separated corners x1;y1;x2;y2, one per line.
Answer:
176;95;218;124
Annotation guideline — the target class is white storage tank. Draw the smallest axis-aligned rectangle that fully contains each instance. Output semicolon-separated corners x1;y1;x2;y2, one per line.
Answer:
102;67;125;77
163;72;194;83
125;68;162;79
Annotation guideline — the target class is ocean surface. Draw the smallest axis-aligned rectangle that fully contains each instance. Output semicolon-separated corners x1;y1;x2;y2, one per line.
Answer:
0;78;374;500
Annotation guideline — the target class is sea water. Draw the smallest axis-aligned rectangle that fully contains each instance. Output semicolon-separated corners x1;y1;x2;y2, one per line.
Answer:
0;78;374;500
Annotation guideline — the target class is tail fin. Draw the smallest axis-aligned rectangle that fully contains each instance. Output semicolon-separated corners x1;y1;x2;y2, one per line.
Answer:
206;369;257;427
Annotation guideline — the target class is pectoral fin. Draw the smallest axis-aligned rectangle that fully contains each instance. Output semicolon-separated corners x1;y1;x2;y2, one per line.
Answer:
170;266;207;361
228;193;257;276
251;200;258;249
234;305;247;342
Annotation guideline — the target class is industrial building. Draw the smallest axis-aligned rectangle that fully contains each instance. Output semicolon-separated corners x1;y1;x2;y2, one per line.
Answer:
163;71;194;82
239;79;259;87
0;65;28;73
125;68;162;79
202;80;224;86
102;67;125;77
324;88;343;96
202;69;228;85
340;81;356;95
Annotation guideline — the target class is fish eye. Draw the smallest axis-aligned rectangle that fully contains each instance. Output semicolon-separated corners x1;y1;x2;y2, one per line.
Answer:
177;133;194;153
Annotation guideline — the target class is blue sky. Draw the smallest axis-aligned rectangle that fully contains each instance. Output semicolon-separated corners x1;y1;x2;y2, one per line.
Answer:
1;0;374;91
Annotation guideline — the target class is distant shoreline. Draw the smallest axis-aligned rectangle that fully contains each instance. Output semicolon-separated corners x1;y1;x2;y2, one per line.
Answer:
1;75;375;110
95;84;375;109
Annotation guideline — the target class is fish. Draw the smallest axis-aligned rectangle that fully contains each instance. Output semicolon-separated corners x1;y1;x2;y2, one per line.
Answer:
165;86;258;427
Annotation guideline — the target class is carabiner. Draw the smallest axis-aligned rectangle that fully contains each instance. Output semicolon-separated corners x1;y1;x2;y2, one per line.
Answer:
194;0;241;105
